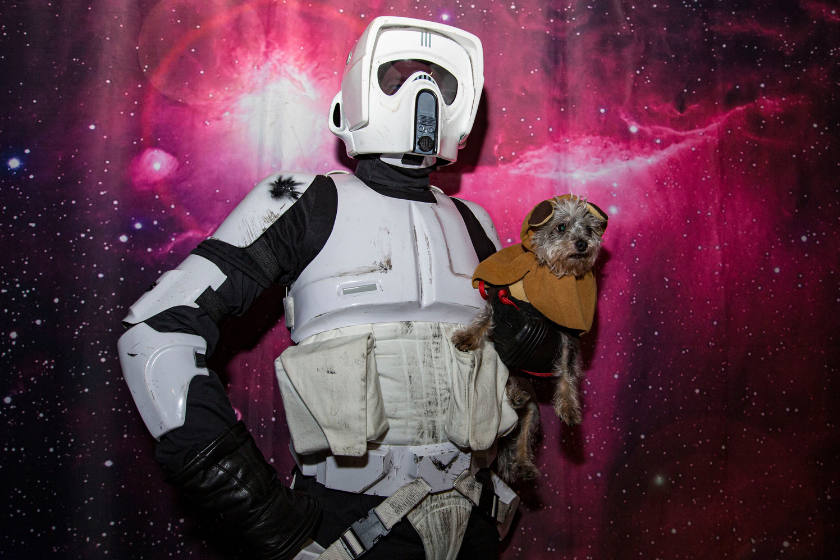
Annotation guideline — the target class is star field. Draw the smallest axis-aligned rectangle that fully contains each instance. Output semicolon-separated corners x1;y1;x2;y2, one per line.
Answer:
1;0;839;558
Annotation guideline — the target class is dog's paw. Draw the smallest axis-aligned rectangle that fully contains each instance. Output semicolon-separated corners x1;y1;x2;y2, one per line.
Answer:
451;330;480;352
513;462;540;481
506;384;530;409
555;401;582;426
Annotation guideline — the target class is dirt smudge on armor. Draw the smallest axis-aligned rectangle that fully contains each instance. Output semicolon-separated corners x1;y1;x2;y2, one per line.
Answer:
261;209;281;227
269;176;302;201
430;454;459;471
338;264;378;276
412;225;424;302
375;323;453;446
424;233;433;282
414;324;450;444
338;257;392;277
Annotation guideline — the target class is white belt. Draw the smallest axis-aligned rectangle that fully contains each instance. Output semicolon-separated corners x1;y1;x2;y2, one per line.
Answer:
293;442;471;496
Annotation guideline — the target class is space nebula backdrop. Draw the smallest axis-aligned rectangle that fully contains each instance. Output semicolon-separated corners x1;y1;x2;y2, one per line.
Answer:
2;0;839;558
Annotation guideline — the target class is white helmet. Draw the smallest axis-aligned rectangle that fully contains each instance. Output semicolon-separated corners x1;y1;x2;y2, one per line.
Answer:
329;17;484;166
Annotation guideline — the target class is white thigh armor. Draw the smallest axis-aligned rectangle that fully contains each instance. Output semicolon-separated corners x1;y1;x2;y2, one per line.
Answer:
284;174;491;343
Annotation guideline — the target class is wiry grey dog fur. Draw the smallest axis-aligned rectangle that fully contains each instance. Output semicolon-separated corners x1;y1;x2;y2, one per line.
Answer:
453;196;606;482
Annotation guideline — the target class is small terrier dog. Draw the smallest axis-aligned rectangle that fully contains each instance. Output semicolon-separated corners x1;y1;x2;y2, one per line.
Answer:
453;195;607;482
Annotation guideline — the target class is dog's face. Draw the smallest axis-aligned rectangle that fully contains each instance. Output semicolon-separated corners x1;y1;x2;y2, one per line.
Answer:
529;196;607;278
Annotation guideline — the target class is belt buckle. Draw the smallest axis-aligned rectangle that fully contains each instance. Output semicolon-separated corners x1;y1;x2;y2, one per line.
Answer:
340;507;389;558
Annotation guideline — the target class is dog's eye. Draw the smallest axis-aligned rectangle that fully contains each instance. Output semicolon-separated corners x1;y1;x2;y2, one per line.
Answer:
586;227;592;235
557;223;566;233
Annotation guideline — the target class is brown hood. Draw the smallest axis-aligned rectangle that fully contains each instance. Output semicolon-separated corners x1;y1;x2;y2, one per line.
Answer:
472;195;605;335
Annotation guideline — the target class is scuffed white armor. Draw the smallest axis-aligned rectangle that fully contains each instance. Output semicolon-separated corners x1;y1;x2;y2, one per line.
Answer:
119;171;318;438
117;323;209;438
277;321;517;458
210;172;318;248
285;174;490;343
122;254;227;325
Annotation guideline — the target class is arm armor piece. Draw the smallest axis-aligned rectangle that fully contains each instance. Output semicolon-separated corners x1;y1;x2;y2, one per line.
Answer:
123;254;227;325
117;322;209;439
122;172;317;325
118;172;317;438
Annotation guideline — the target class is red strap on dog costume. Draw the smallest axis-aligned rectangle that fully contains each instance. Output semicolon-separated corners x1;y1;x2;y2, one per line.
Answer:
478;280;519;309
480;280;555;376
478;280;488;300
522;369;557;378
497;288;519;309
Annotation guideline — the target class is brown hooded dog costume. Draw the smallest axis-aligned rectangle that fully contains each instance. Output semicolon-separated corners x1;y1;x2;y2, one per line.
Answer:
471;195;607;336
458;195;607;482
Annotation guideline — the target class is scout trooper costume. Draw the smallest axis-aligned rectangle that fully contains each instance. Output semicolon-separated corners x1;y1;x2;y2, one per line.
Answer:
118;17;517;560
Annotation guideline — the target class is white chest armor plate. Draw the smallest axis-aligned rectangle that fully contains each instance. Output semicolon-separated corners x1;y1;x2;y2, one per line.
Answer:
287;174;484;342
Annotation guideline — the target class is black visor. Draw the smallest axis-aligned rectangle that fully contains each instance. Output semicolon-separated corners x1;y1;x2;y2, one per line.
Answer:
377;59;458;105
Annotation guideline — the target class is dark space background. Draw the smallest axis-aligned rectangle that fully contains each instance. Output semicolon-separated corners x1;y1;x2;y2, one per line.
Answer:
1;0;838;558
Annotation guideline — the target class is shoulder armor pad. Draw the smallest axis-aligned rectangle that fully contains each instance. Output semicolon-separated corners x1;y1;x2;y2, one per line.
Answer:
210;172;318;248
452;197;502;251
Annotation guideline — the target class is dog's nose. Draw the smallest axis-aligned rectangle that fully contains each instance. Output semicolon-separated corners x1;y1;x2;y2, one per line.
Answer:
575;240;587;253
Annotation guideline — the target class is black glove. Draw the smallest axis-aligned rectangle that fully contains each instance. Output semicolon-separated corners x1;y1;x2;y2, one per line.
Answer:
167;421;321;560
488;288;571;374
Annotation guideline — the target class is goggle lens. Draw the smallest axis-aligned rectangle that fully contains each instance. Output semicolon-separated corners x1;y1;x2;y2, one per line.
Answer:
377;60;458;105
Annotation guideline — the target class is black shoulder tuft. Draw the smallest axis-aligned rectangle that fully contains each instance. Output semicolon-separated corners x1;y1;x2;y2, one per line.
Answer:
269;176;303;201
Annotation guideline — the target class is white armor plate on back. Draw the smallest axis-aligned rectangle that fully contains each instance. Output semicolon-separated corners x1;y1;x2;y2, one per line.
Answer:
286;174;487;342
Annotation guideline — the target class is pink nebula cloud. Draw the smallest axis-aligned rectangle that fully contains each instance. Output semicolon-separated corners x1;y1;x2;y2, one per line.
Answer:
130;148;179;188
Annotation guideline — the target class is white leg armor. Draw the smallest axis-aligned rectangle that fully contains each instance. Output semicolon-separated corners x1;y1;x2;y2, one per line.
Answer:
406;491;473;560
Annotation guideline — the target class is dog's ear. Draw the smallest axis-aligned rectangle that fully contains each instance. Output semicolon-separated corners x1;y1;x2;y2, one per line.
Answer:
585;202;608;234
528;200;554;227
